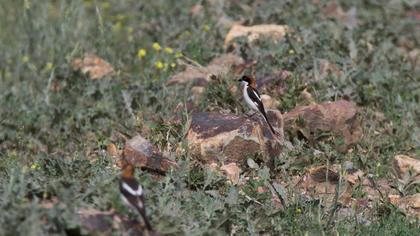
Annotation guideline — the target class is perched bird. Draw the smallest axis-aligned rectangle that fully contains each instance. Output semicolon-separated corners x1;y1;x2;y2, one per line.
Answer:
238;75;276;134
119;164;153;231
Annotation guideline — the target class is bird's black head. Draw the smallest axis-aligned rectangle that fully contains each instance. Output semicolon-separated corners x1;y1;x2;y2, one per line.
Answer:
238;75;252;83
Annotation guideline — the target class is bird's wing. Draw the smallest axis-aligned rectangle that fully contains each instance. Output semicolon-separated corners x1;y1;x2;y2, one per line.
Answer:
246;86;264;112
246;87;276;134
122;181;143;196
119;178;153;231
120;178;145;210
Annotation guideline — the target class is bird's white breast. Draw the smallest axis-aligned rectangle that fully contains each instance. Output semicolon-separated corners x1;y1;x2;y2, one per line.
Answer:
243;84;258;111
122;182;143;196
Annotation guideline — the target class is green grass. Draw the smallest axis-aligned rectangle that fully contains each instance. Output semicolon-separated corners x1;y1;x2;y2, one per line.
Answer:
1;0;419;235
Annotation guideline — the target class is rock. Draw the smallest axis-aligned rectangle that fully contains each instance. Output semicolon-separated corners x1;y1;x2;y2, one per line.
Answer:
300;88;316;104
393;154;420;181
284;100;362;148
78;209;146;236
397;47;420;69
314;59;342;81
294;165;353;207
79;210;114;235
359;177;395;202
167;54;244;107
72;54;115;80
397;193;420;220
220;163;241;184
346;169;364;184
123;135;177;173
190;86;205;98
233;59;258;76
107;142;122;168
323;1;358;29
186;112;283;167
407;49;419;68
224;24;289;48
260;95;280;110
107;143;119;158
256;70;292;97
190;3;203;17
167;54;244;86
293;165;394;208
388;194;400;205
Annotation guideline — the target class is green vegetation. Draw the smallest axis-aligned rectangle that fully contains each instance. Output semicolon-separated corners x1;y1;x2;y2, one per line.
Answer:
0;0;419;235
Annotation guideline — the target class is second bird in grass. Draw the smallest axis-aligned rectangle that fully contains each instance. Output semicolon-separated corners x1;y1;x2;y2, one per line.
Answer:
239;75;276;134
119;163;153;231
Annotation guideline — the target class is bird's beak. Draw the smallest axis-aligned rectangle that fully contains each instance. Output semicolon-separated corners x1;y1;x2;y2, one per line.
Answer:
238;78;243;82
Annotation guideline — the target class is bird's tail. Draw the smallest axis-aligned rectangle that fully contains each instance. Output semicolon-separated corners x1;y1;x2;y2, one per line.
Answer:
260;110;276;135
136;206;153;231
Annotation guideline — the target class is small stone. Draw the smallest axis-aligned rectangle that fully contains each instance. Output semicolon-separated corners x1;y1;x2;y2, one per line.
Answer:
167;54;244;86
123;135;177;173
72;54;115;80
221;163;241;184
393;155;420;181
191;86;205;98
107;143;119;157
388;194;400;205
224;24;289;48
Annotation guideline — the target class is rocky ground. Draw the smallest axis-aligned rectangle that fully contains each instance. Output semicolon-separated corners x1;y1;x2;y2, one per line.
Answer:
1;1;419;235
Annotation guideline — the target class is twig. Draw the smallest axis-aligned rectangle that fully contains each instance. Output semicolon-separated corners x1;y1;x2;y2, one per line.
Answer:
44;68;55;105
367;174;385;201
122;90;136;122
325;170;342;230
178;55;204;68
243;193;263;206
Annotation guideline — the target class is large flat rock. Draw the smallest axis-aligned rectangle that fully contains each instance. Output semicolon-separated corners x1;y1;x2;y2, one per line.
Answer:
186;112;282;166
284;100;362;148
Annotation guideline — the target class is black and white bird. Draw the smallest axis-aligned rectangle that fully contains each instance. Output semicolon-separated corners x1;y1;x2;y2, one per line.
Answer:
239;75;276;134
119;164;153;231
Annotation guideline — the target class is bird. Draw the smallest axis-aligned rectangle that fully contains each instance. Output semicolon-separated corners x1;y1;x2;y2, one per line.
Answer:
119;163;153;231
238;75;276;134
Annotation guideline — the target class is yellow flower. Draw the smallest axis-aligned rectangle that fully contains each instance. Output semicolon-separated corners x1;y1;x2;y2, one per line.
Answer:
30;163;40;170
152;42;161;51
22;56;29;63
170;62;176;68
155;61;164;69
164;47;173;54
288;49;295;55
203;24;210;32
296;208;302;214
175;51;183;58
137;49;146;58
46;62;53;70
